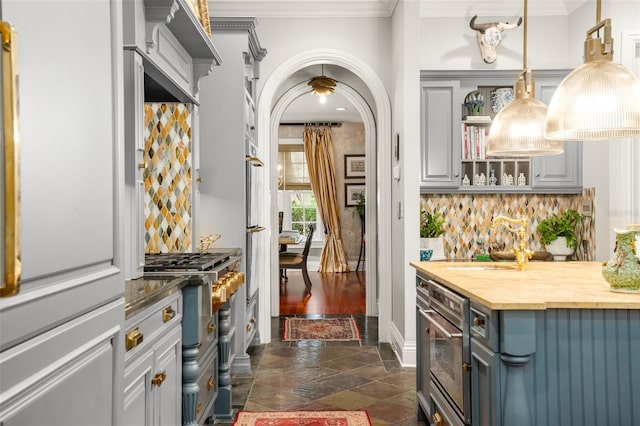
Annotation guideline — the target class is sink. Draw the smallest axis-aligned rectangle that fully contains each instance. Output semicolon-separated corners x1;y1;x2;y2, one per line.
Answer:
445;264;517;271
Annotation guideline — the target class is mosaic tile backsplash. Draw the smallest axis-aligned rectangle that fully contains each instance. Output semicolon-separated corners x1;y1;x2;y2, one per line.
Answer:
420;188;596;261
144;103;192;253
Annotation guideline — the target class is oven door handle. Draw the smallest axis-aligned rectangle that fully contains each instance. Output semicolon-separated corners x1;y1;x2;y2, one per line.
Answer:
419;309;462;339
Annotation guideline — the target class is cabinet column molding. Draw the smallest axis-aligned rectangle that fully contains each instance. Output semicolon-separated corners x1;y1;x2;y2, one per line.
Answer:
500;354;532;426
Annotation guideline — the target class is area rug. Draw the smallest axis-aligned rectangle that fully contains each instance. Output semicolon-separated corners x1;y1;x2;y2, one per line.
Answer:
283;318;361;341
233;410;371;425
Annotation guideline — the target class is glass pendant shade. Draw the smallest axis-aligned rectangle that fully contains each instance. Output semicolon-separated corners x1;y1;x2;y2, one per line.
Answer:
487;96;563;157
544;60;640;141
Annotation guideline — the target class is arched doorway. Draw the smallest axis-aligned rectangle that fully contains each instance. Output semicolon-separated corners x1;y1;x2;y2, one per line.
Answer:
256;49;392;343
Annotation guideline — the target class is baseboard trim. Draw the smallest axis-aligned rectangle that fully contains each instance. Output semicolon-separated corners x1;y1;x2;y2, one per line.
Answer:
389;321;417;368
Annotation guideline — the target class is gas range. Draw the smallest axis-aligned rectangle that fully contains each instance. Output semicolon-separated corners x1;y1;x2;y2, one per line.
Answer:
143;248;242;279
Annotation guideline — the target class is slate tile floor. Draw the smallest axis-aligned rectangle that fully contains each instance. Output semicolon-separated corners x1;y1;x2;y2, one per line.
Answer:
218;315;428;425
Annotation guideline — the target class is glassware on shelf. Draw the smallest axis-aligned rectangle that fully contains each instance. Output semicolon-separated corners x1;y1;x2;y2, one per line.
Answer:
489;169;497;186
462;174;470;186
502;172;509;185
479;172;486;186
517;172;526;186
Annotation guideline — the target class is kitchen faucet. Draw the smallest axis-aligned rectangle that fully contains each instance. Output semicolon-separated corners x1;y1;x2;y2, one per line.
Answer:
491;215;533;270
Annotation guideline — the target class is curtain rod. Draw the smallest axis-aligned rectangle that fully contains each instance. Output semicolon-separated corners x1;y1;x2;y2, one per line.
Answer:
279;122;342;127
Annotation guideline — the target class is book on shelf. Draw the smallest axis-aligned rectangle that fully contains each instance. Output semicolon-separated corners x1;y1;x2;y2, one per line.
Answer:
461;122;489;160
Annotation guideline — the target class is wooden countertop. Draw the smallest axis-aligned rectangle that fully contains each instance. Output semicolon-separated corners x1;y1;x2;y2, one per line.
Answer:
410;261;640;310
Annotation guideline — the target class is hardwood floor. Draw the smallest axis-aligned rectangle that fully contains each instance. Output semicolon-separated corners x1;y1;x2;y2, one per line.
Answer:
279;271;366;315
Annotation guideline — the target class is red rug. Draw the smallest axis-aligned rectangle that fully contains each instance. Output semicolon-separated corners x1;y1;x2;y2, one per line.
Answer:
233;410;371;425
283;318;361;341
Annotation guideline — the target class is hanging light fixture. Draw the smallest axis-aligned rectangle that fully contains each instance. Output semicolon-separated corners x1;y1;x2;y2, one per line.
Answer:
544;0;640;141
308;64;336;104
486;0;563;157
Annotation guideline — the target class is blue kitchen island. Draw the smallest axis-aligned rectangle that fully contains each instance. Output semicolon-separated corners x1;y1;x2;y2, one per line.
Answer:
411;261;640;426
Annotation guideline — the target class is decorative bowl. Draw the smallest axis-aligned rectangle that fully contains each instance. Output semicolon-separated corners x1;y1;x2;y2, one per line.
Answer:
420;249;433;261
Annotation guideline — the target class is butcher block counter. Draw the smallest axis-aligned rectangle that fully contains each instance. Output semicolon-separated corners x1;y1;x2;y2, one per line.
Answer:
409;260;640;310
411;260;640;426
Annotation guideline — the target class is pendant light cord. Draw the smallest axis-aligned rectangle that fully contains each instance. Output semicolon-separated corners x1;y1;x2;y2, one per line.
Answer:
523;0;527;70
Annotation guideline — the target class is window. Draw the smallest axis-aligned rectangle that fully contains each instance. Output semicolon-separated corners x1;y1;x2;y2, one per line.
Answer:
278;141;323;244
291;191;317;235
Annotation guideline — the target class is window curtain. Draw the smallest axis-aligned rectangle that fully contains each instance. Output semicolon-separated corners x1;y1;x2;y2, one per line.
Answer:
303;126;350;273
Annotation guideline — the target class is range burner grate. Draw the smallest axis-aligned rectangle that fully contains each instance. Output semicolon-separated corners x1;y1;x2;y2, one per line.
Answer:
144;252;231;272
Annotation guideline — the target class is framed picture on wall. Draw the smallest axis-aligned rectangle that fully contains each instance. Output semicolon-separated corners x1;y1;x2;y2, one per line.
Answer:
345;183;365;207
344;154;365;178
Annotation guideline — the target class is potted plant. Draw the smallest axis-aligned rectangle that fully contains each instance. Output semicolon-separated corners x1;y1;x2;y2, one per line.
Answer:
353;193;365;219
537;209;582;261
420;210;446;260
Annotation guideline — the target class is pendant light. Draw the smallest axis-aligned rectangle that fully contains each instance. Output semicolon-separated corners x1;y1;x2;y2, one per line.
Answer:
486;0;563;157
308;64;336;104
544;0;640;141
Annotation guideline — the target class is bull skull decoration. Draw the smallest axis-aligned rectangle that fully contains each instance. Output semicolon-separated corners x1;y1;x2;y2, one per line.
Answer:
470;15;523;64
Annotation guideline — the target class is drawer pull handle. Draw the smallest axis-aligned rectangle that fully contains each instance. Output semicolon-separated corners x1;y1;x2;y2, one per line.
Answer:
473;316;485;327
207;377;215;391
207;321;216;334
125;328;144;351
463;362;472;373
250;316;256;323
246;324;252;332
151;371;166;386
433;411;443;426
162;306;175;322
197;402;203;415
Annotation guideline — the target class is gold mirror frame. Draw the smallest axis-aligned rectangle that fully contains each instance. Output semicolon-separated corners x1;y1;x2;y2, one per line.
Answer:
1;21;21;297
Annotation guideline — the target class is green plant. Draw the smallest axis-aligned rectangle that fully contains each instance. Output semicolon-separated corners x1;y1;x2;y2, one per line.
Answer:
537;209;582;249
353;193;365;218
420;210;445;238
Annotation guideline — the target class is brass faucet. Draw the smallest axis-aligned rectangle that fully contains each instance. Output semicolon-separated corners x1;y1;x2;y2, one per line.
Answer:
491;215;534;270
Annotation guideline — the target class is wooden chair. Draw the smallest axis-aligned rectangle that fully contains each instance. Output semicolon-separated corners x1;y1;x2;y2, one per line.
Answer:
279;224;315;294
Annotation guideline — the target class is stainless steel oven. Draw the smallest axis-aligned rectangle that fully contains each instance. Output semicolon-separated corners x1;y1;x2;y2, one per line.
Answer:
417;275;471;425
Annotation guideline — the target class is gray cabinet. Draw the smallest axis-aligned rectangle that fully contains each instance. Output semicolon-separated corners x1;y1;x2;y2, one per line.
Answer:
123;292;182;426
0;1;123;424
420;80;462;189
198;18;267;374
420;70;582;194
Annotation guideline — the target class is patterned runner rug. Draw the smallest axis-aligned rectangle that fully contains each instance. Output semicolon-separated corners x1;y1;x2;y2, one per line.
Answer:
283;317;361;341
233;410;371;425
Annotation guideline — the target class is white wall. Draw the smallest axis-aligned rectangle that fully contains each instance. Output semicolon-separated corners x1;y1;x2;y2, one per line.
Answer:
419;15;571;70
255;17;392;96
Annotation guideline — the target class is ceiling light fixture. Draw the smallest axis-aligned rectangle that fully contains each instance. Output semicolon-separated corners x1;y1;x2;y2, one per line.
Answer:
308;64;336;104
486;0;563;157
544;0;640;141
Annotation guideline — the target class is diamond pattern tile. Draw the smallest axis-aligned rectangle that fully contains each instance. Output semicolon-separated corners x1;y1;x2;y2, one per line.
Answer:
143;103;192;253
420;188;595;260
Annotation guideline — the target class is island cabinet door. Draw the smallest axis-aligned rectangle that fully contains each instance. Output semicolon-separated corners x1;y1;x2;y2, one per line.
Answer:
470;337;501;426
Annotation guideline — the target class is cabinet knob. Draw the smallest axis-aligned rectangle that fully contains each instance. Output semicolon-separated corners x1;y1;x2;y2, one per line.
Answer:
454;173;459;177
463;362;472;372
137;162;147;170
207;377;215;391
246;324;252;332
197;402;203;415
162;306;175;322
207;321;216;334
125;327;144;351
151;371;166;386
250;316;256;323
535;173;540;177
196;177;204;183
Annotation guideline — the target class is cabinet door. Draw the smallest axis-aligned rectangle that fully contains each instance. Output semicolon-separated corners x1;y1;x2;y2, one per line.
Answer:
420;80;462;190
532;77;582;192
154;326;182;426
124;350;154;426
470;338;501;426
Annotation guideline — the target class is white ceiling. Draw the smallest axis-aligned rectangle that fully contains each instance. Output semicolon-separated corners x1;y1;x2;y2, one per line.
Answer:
210;0;590;18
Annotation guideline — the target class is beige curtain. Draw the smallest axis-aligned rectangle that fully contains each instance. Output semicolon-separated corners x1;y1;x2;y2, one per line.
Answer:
303;126;350;273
